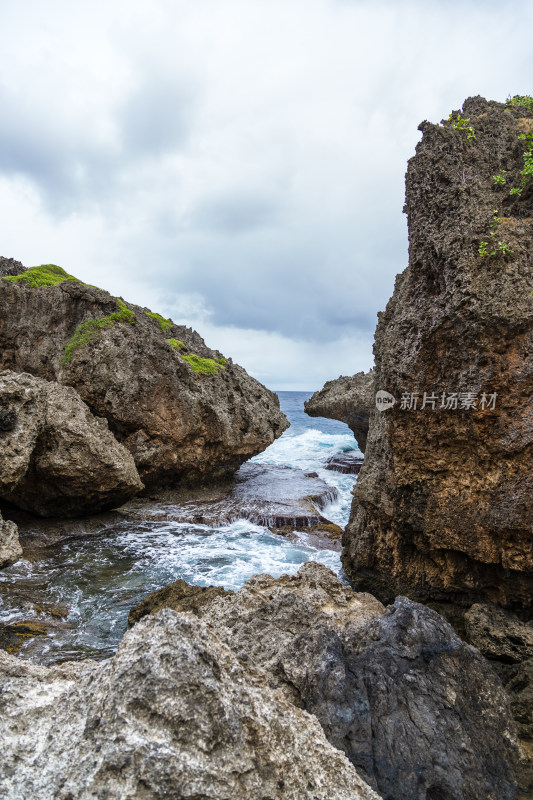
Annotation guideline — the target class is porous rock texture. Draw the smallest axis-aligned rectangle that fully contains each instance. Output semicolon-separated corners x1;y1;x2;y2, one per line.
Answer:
0;510;22;568
0;272;288;488
305;370;374;452
0;257;25;278
0;609;380;800
344;96;533;608
0;370;143;516
465;603;533;663
130;562;519;800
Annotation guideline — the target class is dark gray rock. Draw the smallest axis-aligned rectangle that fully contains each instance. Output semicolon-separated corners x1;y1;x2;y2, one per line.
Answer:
0;609;380;800
465;603;533;663
325;451;364;474
0;258;25;278
132;562;519;800
305;370;374;453
0;370;143;517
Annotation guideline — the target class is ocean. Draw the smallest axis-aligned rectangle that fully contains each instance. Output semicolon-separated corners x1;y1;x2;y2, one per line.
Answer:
0;391;362;663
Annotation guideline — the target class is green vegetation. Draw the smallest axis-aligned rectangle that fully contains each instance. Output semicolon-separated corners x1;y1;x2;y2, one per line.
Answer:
182;354;226;375
2;264;83;288
62;299;135;364
492;169;506;186
506;95;533;111
479;210;513;258
215;357;227;366
144;311;173;332
448;113;476;140
166;338;185;351
507;131;533;197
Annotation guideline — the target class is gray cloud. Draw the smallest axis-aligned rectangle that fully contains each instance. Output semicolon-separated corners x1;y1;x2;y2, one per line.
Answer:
1;0;532;388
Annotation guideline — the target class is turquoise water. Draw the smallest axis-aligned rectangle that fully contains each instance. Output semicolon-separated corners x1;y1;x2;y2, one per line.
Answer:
0;392;362;663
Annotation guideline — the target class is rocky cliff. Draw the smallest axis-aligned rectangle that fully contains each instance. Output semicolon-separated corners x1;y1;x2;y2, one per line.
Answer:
305;371;374;452
0;264;288;489
344;96;533;608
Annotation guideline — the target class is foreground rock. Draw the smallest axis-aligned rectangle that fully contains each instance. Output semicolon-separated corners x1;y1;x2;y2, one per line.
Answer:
130;563;519;800
0;510;22;568
325;451;364;474
305;371;374;452
0;610;379;800
465;603;533;664
0;371;143;516
0;264;288;488
0;257;25;278
344;96;533;608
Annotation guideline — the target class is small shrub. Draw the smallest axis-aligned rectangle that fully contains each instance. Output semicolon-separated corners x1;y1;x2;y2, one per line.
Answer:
448;113;476;140
506;95;533;111
492;170;506;186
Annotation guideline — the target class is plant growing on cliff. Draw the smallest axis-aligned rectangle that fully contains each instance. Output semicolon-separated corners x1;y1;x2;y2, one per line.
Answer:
166;338;185;351
62;299;135;364
492;170;507;186
3;264;82;288
182;354;226;375
448;113;476;140
144;311;173;332
508;131;533;197
506;94;533;111
479;210;513;258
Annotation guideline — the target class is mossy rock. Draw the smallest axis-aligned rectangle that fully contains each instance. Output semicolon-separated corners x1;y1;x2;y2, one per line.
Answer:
182;354;226;375
145;311;174;332
2;264;82;288
166;338;185;351
0;620;48;655
62;299;135;364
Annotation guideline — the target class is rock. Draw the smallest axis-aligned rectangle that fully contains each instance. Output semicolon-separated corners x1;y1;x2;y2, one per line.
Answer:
130;562;519;800
0;510;22;568
128;580;232;626
0;609;380;800
122;462;340;533
325;451;364;474
0;257;25;278
0;371;143;517
0;265;288;488
465;603;533;663
305;371;374;452
344;97;533;608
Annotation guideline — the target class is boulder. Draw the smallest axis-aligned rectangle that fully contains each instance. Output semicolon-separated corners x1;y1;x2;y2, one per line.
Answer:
0;510;22;568
343;97;533;608
305;370;374;452
465;603;533;664
0;609;380;800
0;370;143;517
130;562;519;800
0;265;288;488
0;257;25;278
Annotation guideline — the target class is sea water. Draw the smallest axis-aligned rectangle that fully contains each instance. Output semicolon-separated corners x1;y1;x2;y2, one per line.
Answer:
0;392;363;663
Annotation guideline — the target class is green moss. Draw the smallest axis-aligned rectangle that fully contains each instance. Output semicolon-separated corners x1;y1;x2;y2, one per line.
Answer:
182;354;225;375
62;299;135;364
144;310;174;332
215;357;227;366
2;264;82;288
506;95;533;111
166;338;185;351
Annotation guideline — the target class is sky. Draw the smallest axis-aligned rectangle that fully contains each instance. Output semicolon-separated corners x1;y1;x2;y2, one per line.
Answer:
1;0;532;390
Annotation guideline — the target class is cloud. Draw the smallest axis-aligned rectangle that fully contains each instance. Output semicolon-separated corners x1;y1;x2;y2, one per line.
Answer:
1;0;532;387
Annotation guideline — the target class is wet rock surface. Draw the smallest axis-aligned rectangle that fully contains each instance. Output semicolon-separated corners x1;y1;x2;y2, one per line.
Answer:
122;462;340;534
325;451;364;474
305;370;374;453
0;608;380;800
0;271;288;488
130;562;519;800
0;370;143;517
344;96;533;608
0;510;21;568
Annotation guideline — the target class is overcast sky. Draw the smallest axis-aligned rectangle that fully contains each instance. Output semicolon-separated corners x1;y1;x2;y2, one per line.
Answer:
1;0;532;389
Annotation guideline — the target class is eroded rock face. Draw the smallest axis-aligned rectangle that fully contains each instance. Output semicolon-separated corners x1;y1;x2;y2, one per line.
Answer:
0;371;143;517
465;603;533;663
304;371;374;452
344;96;533;608
130;562;519;800
0;511;22;568
0;609;380;800
0;257;25;278
0;275;288;488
